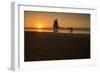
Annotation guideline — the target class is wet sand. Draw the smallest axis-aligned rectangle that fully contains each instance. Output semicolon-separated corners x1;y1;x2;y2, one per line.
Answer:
24;31;90;62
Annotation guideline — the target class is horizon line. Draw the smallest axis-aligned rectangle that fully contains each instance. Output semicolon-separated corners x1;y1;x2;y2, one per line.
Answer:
25;27;90;30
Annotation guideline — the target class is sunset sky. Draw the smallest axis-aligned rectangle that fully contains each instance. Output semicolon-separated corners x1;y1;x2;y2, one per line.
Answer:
24;11;90;28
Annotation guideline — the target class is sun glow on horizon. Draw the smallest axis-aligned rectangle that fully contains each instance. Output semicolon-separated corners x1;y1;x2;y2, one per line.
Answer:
37;24;43;28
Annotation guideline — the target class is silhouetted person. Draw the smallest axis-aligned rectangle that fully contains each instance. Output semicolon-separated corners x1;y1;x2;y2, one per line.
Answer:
53;19;59;32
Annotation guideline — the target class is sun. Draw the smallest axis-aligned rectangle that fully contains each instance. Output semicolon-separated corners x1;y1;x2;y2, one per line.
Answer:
37;24;43;28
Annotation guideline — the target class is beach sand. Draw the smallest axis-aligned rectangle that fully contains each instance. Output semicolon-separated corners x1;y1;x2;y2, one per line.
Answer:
24;31;90;61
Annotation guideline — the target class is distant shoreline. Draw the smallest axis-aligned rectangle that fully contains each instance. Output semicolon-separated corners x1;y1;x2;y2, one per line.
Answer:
25;27;90;31
24;29;90;34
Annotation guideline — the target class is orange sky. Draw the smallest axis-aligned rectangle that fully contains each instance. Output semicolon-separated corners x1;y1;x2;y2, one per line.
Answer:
24;11;90;28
